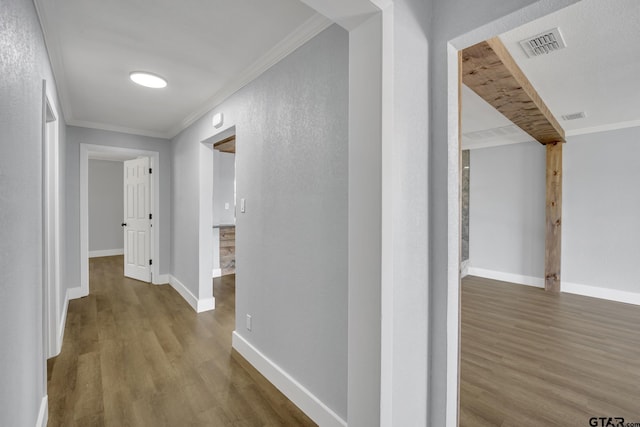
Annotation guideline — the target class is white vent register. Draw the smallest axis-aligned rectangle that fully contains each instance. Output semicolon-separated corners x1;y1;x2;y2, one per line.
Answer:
519;28;567;57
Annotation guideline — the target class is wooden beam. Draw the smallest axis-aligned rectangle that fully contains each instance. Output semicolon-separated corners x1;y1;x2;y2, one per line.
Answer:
213;135;236;153
461;37;565;145
545;142;562;293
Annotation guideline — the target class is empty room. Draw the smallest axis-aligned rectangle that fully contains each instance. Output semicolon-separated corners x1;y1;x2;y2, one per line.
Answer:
459;0;640;425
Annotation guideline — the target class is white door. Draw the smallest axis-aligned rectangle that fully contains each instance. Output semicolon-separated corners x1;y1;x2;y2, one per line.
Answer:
123;157;151;282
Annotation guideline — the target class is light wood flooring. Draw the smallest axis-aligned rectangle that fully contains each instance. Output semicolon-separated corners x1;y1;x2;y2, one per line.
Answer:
47;256;315;426
461;275;640;427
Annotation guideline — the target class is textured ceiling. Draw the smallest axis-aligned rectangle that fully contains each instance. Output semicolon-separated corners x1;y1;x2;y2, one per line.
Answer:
35;0;329;138
463;0;640;149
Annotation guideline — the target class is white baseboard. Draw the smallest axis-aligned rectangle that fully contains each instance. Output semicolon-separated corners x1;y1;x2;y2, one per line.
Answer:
169;275;215;313
36;395;48;427
88;248;124;258
54;289;71;356
67;286;88;300
467;267;544;288
468;267;640;306
232;332;346;427
212;268;222;278
563;281;640;306
153;274;170;285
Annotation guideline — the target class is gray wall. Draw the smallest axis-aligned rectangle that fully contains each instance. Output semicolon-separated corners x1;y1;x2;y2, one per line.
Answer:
66;126;172;286
469;127;640;295
88;159;124;252
469;142;545;277
171;25;348;419
212;151;235;225
563;127;640;292
0;0;65;424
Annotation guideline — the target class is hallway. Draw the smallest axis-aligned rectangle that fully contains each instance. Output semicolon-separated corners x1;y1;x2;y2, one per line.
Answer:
47;256;315;426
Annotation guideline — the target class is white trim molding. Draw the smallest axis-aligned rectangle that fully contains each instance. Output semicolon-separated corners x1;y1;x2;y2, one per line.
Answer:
153;274;170;285
53;288;71;357
167;14;332;138
169;275;215;313
232;332;347;427
467;267;544;289
563;282;640;306
36;395;48;427
212;268;222;278
566;119;640;138
67;286;87;300
89;248;124;258
468;267;640;306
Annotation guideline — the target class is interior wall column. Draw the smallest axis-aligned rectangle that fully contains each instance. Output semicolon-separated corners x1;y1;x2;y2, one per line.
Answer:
545;141;563;293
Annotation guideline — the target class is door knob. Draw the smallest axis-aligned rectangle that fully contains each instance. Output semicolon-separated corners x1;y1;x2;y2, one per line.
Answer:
121;223;127;227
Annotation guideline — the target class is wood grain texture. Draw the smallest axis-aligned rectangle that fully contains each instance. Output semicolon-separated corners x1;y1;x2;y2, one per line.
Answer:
48;256;315;427
213;136;236;153
545;142;562;293
460;276;640;426
219;226;235;276
461;37;565;145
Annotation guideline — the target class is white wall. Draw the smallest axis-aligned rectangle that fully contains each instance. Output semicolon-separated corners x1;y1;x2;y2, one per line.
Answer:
88;160;123;253
469;142;545;278
384;0;431;424
66;126;172;285
171;25;349;421
468;126;640;300
0;0;66;424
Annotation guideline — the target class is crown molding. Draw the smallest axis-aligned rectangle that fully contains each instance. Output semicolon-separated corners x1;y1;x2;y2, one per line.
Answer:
67;118;170;140
565;118;640;138
166;13;333;139
34;0;74;123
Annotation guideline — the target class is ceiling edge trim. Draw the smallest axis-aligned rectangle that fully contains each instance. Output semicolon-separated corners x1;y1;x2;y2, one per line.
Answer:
462;136;535;150
565;118;640;138
67;118;170;140
34;0;75;123
167;12;333;139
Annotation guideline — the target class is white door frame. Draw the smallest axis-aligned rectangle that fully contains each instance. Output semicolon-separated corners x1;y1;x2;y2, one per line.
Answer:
42;81;62;359
79;143;162;297
196;125;236;313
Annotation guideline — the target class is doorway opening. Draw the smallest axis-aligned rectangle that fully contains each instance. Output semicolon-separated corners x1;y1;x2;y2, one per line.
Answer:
452;0;640;424
212;134;236;279
80;144;162;297
197;125;236;314
87;156;153;283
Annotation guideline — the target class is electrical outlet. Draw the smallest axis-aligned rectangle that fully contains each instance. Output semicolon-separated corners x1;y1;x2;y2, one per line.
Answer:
246;314;252;331
224;202;230;210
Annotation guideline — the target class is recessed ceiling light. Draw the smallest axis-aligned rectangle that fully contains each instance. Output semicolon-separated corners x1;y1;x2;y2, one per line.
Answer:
129;71;167;89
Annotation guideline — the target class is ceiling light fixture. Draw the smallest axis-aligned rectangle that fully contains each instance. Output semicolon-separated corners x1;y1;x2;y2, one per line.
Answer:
129;71;167;89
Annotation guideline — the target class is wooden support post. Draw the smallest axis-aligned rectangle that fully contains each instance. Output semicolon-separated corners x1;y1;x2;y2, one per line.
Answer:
545;142;563;293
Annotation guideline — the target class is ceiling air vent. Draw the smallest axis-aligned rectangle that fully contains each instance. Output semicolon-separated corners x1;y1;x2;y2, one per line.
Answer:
519;28;567;58
561;112;586;121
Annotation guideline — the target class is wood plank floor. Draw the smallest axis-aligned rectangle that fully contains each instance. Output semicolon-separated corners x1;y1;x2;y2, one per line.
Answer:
461;275;640;427
47;256;315;427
